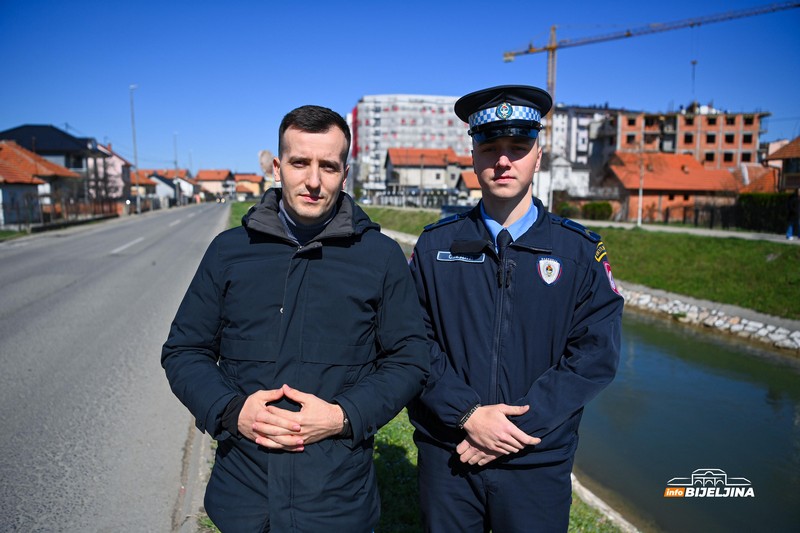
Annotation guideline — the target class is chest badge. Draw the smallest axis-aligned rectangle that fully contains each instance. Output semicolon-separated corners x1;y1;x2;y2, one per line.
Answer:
437;251;485;263
537;257;562;285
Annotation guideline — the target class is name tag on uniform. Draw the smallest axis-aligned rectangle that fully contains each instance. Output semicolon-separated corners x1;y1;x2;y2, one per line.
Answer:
436;251;485;263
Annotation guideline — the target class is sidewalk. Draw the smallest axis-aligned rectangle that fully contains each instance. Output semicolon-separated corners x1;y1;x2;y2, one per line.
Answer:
571;218;800;245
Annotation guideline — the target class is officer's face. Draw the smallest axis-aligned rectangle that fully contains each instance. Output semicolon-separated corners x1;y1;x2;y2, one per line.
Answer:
472;136;542;202
274;126;349;226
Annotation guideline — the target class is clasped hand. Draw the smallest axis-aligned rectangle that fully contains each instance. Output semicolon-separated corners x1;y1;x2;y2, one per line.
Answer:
455;404;541;466
238;384;344;452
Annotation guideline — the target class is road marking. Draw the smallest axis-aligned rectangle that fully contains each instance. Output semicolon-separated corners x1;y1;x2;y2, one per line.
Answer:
169;219;182;227
110;237;144;255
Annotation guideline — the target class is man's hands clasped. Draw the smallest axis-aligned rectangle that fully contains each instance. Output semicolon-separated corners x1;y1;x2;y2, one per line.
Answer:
239;384;345;452
456;404;540;467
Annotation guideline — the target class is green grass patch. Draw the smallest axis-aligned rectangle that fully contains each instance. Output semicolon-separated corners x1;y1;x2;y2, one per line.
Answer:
0;230;23;241
593;227;800;320
229;201;255;229
362;206;440;236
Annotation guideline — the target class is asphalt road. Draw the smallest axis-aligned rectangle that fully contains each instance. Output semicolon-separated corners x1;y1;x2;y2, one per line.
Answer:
0;203;229;532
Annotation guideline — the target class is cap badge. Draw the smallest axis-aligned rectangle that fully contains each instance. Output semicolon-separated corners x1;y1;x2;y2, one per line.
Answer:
496;102;513;120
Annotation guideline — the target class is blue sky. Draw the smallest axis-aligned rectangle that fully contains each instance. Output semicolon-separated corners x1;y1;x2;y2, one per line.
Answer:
2;0;798;173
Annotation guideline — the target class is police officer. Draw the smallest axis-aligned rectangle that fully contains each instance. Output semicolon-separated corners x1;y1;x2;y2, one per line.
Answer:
408;85;624;532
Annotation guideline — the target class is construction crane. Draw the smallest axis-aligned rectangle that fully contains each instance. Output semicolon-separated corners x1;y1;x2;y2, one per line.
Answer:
503;2;800;151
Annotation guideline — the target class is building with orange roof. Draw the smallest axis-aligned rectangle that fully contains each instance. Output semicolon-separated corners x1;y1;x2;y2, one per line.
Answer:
766;136;800;189
0;140;80;225
601;151;739;222
86;143;131;201
195;169;234;198
385;147;465;194
350;94;472;193
455;170;482;202
234;173;264;200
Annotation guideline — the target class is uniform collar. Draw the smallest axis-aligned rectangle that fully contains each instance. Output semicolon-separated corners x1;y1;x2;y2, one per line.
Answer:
480;200;538;250
450;196;553;255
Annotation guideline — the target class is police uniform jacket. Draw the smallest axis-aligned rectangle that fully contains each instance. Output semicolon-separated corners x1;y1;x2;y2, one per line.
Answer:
162;188;429;531
408;197;623;465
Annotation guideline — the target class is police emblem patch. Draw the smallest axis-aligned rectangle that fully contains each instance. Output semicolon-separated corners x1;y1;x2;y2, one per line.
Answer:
537;257;562;285
603;260;619;294
496;102;512;119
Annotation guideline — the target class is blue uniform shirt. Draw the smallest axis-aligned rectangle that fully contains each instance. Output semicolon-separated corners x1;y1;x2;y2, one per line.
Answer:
480;199;538;251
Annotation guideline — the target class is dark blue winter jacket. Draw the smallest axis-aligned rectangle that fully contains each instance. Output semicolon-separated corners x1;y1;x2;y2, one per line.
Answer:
162;188;428;531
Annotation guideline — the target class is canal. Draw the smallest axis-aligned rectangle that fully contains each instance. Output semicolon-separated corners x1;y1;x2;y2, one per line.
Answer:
574;310;800;532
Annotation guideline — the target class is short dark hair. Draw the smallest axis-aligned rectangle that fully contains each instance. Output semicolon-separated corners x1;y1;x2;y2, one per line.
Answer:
278;105;351;164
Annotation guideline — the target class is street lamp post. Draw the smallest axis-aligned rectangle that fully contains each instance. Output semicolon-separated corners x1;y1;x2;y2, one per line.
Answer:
129;84;140;214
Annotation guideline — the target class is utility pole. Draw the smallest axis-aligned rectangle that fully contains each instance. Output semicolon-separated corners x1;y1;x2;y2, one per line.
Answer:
129;84;140;214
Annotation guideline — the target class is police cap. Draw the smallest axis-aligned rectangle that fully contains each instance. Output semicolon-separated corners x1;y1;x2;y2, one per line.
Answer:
454;84;552;144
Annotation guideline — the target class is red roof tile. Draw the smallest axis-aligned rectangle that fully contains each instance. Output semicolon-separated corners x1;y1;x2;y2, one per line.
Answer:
732;164;780;193
195;169;232;181
131;170;157;186
609;152;738;192
767;136;800;160
387;148;460;167
234;173;263;183
0;141;79;184
460;170;480;190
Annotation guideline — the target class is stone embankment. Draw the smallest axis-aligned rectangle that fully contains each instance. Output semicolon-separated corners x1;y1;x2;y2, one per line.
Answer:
618;282;800;354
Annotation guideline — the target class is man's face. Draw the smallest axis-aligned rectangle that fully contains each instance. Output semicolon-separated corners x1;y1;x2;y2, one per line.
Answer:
274;126;349;226
471;136;542;201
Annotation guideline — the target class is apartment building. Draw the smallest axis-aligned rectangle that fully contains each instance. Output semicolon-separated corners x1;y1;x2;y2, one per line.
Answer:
609;102;769;170
349;94;471;193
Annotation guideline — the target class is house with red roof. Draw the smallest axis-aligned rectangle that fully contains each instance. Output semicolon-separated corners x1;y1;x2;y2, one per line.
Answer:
234;173;264;201
384;148;474;206
600;151;739;222
455;170;482;201
0;141;80;225
195;169;234;199
766;137;800;190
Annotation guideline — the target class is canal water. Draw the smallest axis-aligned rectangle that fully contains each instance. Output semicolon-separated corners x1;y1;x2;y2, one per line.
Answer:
574;310;800;532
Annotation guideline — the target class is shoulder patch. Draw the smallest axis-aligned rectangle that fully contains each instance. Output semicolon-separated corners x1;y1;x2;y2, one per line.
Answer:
424;212;468;232
561;218;601;243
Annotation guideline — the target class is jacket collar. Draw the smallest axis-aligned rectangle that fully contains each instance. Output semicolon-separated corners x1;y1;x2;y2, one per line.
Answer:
450;196;553;255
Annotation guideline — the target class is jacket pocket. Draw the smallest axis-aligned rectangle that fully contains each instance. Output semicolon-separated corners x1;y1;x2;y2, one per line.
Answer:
219;337;279;361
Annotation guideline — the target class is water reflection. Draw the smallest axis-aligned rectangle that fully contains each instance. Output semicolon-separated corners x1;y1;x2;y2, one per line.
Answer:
575;310;800;533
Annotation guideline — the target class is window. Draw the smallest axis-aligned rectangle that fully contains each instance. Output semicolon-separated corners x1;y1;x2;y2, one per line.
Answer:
705;152;715;162
726;116;735;125
668;195;675;201
626;134;636;145
627;117;636;126
706;133;716;144
684;195;690;201
708;117;717;126
685;116;694;126
725;134;734;144
742;152;752;162
436;173;441;180
744;116;754;126
743;134;753;144
723;153;733;162
684;133;694;143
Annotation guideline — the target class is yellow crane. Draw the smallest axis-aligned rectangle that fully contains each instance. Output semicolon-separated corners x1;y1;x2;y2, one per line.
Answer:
503;2;800;151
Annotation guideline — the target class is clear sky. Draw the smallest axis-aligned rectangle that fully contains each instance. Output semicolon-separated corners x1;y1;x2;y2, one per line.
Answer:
2;0;798;174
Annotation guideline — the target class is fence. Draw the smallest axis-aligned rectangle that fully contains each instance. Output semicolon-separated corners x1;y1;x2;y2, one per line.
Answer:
1;196;124;231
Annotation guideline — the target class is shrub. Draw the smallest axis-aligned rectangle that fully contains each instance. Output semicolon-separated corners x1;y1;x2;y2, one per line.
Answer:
581;202;613;220
558;202;580;218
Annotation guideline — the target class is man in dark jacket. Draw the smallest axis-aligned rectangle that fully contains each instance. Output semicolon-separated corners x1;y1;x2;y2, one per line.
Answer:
162;105;429;532
408;86;624;532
